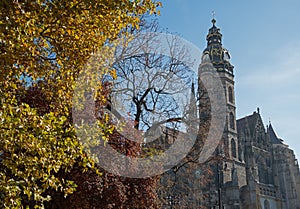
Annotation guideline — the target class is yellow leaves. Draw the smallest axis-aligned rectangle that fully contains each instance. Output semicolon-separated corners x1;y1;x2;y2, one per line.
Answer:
27;27;34;35
0;101;81;207
24;12;31;18
110;69;117;79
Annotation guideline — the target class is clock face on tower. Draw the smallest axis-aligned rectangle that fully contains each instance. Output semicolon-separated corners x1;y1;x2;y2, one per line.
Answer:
211;48;222;56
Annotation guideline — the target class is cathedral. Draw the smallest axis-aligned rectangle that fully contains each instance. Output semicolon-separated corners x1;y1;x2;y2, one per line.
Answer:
158;18;300;209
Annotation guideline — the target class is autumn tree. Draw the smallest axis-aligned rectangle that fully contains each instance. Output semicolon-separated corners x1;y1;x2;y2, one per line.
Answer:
0;0;161;208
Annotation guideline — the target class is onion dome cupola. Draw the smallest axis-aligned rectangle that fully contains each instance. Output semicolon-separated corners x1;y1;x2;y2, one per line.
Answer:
203;18;234;75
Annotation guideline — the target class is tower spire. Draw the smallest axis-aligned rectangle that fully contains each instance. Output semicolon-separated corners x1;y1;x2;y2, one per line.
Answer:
191;81;195;95
188;81;197;120
202;18;234;74
187;80;198;131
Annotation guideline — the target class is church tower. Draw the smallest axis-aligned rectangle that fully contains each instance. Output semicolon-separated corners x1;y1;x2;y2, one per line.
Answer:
198;18;247;208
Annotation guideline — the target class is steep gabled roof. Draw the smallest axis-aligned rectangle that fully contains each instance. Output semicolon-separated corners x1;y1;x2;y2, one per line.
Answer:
268;123;284;145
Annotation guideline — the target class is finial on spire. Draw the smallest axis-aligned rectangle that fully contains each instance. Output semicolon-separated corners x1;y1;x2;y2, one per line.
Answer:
212;11;216;19
211;11;216;25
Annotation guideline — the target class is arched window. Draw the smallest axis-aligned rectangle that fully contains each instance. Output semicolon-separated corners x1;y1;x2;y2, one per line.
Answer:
229;112;235;129
231;139;237;158
224;138;229;157
238;143;243;161
264;199;270;209
228;86;233;103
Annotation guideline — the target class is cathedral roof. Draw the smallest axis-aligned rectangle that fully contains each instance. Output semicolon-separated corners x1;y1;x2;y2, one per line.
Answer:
237;109;285;145
237;109;263;137
268;123;284;144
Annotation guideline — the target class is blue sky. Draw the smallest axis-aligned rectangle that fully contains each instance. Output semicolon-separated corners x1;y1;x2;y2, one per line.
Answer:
157;0;300;159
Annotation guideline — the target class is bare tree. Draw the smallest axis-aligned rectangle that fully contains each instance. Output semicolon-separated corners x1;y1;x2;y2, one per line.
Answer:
111;20;196;142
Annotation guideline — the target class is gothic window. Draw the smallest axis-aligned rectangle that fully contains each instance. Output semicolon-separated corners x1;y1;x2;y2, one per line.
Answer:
229;112;235;129
258;162;268;184
238;142;243;161
224;138;229;157
231;139;237;158
228;86;233;103
264;199;270;209
258;165;263;183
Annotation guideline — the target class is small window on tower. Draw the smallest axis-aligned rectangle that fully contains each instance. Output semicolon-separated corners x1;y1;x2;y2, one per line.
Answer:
229;112;235;129
231;139;237;158
228;86;233;103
